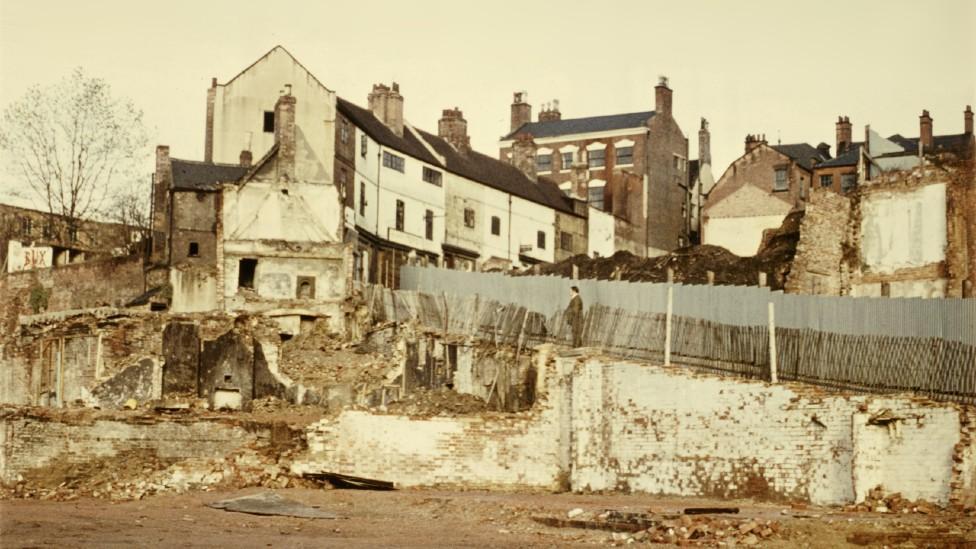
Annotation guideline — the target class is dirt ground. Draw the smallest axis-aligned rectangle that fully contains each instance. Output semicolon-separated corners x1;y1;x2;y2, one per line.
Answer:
2;488;974;548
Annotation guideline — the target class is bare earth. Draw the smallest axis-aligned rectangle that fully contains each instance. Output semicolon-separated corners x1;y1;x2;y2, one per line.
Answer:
2;488;974;548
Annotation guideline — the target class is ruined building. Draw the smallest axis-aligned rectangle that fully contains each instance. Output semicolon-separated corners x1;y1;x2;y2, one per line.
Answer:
703;134;829;256
787;106;975;298
499;77;693;257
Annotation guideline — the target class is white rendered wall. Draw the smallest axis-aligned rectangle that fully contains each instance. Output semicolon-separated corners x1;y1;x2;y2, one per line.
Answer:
703;214;786;257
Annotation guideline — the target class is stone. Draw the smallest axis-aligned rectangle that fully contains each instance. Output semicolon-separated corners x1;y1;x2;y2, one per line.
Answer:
567;508;584;518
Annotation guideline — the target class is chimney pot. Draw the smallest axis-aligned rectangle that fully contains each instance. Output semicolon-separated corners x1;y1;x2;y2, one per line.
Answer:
965;105;973;135
919;109;933;149
655;77;673;117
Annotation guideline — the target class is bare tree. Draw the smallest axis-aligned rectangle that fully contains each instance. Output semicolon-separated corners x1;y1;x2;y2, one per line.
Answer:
0;67;149;231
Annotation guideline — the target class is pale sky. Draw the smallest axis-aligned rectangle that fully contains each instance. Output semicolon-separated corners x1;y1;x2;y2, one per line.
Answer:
1;0;974;207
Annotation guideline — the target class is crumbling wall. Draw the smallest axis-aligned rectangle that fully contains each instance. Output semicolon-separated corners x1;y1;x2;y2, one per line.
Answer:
568;356;969;506
785;188;852;295
0;410;272;485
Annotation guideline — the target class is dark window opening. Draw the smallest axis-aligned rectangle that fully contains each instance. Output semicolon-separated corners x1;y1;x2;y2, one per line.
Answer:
537;231;546;249
560;232;573;251
536;154;552;172
360;134;367;158
296;276;315;299
359;181;367;216
589;185;605;210
21;218;32;235
188;242;199;257
841;173;856;193
425;209;434;240
490;215;501;236
464;208;475;228
820;174;833;188
238;258;257;289
383;151;405;172
224;374;232;382
588;148;605;168
263;111;275;133
616;146;634;165
422;167;442;186
562;152;574;170
395;200;405;231
340;121;349;143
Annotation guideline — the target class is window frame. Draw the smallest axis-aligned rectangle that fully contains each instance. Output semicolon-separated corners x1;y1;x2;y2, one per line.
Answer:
587;148;606;169
773;167;789;191
422;166;443;186
359;181;367;216
616;146;634;165
383;151;405;173
536;230;546;250
819;174;833;188
561;152;574;170
395;199;405;231
490;215;501;236
463;207;475;229
536;153;552;172
424;209;434;240
840;173;856;193
263;111;275;133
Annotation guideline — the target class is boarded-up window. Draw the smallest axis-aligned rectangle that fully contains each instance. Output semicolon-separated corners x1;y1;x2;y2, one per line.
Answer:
425;210;434;240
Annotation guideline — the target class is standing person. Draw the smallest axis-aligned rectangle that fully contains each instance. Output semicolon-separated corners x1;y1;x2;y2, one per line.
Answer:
565;286;584;348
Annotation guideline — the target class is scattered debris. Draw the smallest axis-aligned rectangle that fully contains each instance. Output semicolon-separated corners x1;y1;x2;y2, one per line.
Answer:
847;530;973;547
846;485;942;514
383;388;493;417
207;491;340;519
305;472;395;491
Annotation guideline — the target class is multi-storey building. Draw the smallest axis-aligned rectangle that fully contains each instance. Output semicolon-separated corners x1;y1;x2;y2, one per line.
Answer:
498;77;691;256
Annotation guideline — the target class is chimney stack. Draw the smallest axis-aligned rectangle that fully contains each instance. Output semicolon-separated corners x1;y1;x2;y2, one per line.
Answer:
539;99;562;122
965;105;973;135
274;88;296;182
698;118;711;166
919;109;933;149
510;91;531;133
836;116;852;155
816;142;831;160
511;133;537;179
655;76;672;117
438;107;470;152
204;77;217;163
745;133;766;153
151;145;173;264
368;82;405;137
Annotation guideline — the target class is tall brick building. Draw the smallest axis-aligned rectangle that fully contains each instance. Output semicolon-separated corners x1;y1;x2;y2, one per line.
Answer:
498;77;691;256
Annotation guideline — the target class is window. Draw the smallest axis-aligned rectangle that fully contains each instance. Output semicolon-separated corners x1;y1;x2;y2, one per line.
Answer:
422;167;442;186
263;111;275;133
673;155;686;171
820;174;833;188
560;232;573;251
588;148;605;168
537;231;546;249
616;146;634;165
464;208;475;228
296;276;316;299
562;152;574;170
188;242;199;257
359;181;367;216
773;168;788;191
68;227;77;242
360;134;367;158
425;209;434;240
490;215;500;236
841;173;856;193
340;121;349;143
383;151;405;172
395;200;405;231
536;154;552;172
589;185;605;210
238;258;257;290
21;218;32;235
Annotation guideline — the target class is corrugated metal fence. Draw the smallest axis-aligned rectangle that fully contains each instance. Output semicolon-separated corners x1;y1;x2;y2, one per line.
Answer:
390;267;976;404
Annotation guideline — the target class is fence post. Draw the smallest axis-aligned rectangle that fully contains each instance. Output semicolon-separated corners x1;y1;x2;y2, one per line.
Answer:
758;272;767;288
768;301;778;383
706;271;714;285
665;285;673;366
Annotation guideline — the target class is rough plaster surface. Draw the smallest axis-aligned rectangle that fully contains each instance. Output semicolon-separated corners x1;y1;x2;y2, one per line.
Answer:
860;183;947;273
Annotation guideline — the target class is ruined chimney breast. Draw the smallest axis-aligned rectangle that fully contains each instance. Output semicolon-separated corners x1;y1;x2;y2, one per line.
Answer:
438;107;470;152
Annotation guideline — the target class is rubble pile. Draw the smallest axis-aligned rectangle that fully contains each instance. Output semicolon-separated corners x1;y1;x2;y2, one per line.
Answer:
525;211;803;290
278;319;397;397
384;388;494;417
2;444;317;502
536;509;785;546
845;485;941;514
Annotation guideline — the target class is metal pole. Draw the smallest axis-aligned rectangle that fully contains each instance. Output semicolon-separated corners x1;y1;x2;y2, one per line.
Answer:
768;301;778;383
664;285;673;366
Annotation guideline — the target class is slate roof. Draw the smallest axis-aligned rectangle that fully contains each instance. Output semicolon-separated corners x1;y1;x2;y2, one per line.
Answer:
502;111;655;141
336;98;441;165
887;133;973;157
417;129;575;215
771;143;829;171
171;159;248;191
817;143;863;168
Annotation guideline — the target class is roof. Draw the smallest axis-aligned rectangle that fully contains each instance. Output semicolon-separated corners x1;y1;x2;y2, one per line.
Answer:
817;143;862;168
223;46;333;94
771;143;829;171
337;95;576;216
171;159;248;191
502;111;654;141
416;129;575;215
887;133;973;157
336;98;441;165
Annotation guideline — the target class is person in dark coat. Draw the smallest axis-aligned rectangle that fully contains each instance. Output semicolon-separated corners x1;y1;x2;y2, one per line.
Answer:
565;286;584;348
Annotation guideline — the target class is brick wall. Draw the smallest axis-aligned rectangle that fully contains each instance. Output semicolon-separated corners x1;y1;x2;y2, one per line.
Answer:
645;112;689;252
785;188;852;295
0;411;271;484
295;347;975;506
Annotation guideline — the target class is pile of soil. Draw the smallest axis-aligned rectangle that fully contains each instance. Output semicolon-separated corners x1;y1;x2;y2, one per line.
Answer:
524;211;803;290
384;388;493;417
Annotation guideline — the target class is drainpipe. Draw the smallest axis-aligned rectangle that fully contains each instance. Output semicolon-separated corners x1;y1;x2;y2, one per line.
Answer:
507;194;513;264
